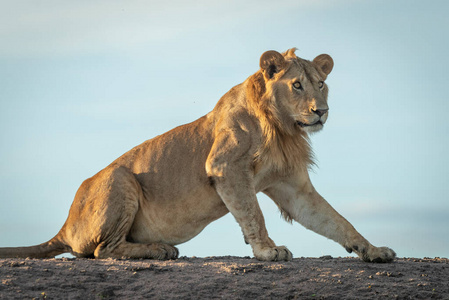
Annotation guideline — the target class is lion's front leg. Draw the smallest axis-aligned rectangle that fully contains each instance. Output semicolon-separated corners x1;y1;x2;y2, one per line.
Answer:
206;128;292;261
213;174;292;261
264;178;396;263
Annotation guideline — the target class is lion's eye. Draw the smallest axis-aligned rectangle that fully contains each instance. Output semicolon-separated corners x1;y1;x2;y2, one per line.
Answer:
318;81;324;89
292;81;302;90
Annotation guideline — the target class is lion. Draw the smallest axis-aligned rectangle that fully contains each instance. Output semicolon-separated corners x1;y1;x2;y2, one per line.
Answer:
0;48;396;263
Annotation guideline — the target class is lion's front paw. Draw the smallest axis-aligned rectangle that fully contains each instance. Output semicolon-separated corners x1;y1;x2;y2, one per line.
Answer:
345;240;396;263
254;246;293;261
362;246;396;263
348;244;395;263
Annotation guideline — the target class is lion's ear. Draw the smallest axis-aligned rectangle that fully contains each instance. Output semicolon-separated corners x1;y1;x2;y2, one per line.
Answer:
260;50;286;80
313;54;334;79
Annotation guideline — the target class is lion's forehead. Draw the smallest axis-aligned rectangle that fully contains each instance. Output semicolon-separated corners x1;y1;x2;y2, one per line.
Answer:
287;58;321;83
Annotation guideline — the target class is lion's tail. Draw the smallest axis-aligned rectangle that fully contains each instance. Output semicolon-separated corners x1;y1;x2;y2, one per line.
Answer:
0;235;68;258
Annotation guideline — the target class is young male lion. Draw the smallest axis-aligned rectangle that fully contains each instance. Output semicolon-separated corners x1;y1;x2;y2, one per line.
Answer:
0;49;395;263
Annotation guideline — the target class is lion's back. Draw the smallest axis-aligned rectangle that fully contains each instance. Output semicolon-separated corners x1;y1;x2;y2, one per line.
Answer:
111;115;215;192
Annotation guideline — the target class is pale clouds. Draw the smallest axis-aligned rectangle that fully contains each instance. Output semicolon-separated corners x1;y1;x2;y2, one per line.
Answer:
0;0;337;58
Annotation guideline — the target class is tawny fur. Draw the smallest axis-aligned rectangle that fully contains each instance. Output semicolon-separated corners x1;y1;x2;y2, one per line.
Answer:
0;49;395;263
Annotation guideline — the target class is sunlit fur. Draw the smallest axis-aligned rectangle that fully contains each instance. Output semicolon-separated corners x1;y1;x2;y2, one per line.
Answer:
248;49;332;172
247;70;314;172
0;49;395;263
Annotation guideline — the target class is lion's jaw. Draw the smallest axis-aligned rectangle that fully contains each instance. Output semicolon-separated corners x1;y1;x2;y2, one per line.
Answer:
295;110;328;134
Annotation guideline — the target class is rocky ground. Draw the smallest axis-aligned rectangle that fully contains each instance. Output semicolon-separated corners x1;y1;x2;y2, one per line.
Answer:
0;256;448;299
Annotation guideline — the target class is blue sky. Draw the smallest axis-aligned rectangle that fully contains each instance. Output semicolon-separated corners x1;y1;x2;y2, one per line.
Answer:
1;0;448;259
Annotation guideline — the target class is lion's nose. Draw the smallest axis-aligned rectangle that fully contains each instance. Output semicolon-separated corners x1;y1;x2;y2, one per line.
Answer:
312;108;328;117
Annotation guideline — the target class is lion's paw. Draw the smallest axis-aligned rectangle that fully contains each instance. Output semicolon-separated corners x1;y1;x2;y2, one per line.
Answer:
254;246;293;261
348;244;396;263
162;244;179;260
151;244;179;260
345;240;396;263
362;246;396;263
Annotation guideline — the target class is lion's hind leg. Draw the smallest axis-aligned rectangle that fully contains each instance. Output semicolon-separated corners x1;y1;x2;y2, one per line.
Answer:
79;166;178;260
66;165;177;260
95;241;179;260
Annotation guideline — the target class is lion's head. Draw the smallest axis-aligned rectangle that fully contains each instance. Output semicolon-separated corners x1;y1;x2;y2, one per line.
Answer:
251;48;334;135
247;48;334;170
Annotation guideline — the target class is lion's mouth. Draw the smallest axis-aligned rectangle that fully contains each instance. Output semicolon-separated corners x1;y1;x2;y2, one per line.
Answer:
296;120;323;128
